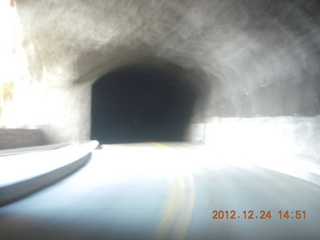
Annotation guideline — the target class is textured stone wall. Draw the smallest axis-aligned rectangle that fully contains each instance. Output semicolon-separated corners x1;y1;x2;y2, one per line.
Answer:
13;0;320;117
5;0;320;156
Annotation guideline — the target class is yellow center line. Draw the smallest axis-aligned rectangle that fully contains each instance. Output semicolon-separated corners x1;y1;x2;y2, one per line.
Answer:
174;174;196;240
150;142;196;240
152;176;183;239
149;142;171;149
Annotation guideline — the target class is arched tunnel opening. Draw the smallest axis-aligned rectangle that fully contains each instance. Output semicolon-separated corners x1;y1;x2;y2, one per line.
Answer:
91;61;200;144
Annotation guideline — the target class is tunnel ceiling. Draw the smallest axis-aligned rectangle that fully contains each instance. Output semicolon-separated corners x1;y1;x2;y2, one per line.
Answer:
15;0;320;117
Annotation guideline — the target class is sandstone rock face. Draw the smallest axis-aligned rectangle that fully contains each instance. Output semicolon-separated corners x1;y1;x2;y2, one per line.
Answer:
3;0;319;157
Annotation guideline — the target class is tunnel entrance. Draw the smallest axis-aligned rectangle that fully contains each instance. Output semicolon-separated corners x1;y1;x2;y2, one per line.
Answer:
91;61;198;144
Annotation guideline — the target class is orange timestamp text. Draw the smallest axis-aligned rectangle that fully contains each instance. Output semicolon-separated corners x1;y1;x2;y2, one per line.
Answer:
212;210;306;220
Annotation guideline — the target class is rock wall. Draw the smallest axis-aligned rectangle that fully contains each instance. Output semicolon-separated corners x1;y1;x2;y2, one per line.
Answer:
13;0;320;116
4;0;319;156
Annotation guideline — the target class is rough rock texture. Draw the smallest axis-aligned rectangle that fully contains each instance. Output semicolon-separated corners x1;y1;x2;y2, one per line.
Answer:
14;0;320;116
4;0;320;158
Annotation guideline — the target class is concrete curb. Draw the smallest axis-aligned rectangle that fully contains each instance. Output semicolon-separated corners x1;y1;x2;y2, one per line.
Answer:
0;140;99;207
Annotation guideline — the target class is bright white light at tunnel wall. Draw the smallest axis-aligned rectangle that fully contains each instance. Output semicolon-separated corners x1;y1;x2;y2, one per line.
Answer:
0;1;27;86
0;1;13;60
0;0;42;128
204;116;320;162
0;1;15;127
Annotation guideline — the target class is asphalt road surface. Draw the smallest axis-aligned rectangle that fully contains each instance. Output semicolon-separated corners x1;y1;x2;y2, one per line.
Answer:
1;142;320;240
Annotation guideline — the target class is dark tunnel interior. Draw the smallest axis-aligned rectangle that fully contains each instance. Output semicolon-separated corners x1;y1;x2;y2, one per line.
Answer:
91;63;199;144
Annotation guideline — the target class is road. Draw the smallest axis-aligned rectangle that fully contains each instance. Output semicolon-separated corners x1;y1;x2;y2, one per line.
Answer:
1;142;320;240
